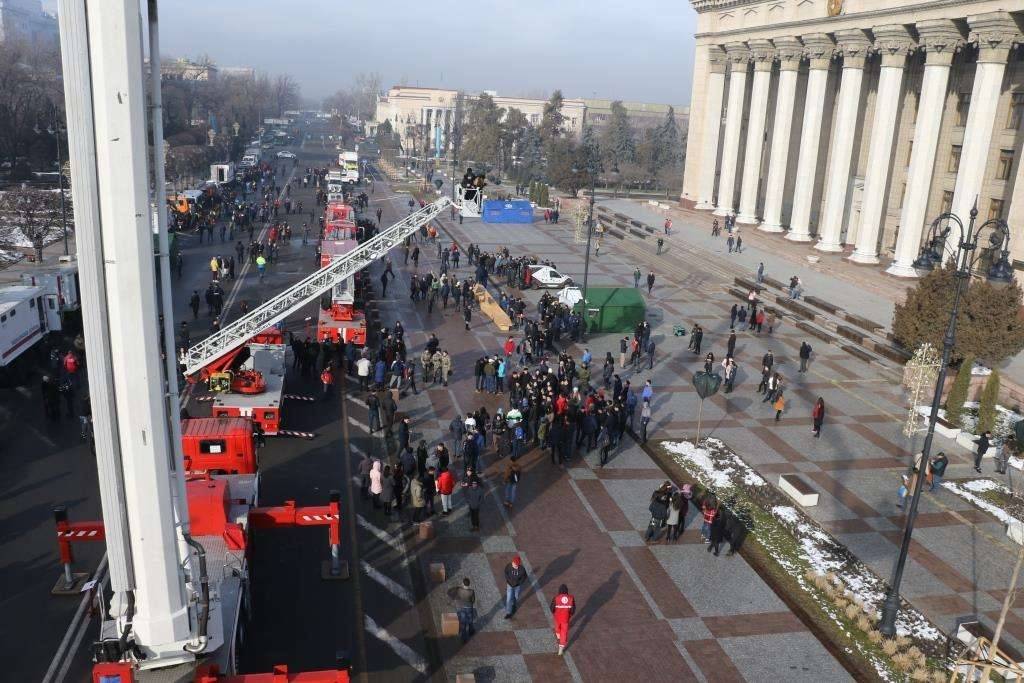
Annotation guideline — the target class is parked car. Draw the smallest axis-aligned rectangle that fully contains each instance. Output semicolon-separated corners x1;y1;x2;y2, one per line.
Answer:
276;150;297;159
528;265;573;289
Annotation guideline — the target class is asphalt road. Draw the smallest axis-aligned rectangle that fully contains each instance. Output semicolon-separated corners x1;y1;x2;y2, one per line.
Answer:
2;120;429;681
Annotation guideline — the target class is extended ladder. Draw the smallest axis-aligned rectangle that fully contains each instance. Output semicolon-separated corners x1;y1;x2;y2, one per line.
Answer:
183;195;456;377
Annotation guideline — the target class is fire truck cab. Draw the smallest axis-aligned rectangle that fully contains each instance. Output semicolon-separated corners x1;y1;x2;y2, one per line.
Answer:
211;342;286;435
181;417;259;474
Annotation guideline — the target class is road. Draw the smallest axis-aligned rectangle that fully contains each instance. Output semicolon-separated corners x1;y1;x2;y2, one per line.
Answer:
3;119;431;681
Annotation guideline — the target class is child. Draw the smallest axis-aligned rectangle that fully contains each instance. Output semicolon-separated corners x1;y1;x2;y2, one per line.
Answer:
897;475;909;509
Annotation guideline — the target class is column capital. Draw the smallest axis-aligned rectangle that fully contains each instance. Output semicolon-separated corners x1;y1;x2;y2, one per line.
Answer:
724;41;751;66
872;25;915;64
835;29;872;68
773;36;803;68
800;33;835;68
748;39;775;71
969;12;1022;63
916;19;965;66
708;44;728;73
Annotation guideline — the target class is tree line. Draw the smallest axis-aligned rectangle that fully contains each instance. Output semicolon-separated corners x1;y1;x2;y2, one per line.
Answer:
364;88;684;197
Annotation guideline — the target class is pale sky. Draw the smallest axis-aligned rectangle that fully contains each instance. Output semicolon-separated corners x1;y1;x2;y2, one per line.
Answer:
56;0;698;107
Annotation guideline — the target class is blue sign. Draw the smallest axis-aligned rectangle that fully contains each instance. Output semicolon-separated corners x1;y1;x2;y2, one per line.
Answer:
482;199;533;224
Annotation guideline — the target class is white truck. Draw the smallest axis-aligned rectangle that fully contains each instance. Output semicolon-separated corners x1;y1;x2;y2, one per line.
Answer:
0;285;46;368
240;147;261;168
210;162;236;185
326;170;345;198
339;151;359;185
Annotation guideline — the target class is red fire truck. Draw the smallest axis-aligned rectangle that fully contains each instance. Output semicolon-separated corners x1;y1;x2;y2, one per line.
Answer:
210;341;287;435
181;417;259;474
317;205;366;346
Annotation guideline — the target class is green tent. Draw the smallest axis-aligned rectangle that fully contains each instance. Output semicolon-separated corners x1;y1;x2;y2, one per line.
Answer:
574;287;646;333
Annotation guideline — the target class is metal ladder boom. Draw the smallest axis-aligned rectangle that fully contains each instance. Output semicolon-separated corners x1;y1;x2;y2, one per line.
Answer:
183;195;454;377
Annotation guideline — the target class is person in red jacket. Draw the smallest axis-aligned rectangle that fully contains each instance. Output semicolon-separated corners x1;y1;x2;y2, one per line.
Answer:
503;336;515;360
320;364;334;399
436;467;455;514
551;584;576;656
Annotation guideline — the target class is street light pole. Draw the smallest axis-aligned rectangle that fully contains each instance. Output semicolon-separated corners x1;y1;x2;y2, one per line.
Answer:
580;168;595;341
53;107;69;256
878;203;1013;637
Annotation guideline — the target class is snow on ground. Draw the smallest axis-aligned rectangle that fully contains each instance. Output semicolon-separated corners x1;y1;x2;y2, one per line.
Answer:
662;438;766;490
665;439;943;650
942;479;1017;526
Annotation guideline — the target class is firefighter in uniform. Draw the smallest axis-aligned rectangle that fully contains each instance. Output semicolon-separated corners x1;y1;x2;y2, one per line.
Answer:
550;583;576;656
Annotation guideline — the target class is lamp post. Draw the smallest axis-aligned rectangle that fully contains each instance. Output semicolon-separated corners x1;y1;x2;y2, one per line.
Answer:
43;107;71;256
571;161;596;340
877;201;1013;638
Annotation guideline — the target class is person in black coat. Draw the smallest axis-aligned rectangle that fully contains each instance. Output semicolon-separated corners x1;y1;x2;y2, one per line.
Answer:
708;505;728;556
974;431;992;473
398;417;411;452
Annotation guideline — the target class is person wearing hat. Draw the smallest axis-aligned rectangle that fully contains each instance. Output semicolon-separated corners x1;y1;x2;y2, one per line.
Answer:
504;555;528;618
550;584;576;656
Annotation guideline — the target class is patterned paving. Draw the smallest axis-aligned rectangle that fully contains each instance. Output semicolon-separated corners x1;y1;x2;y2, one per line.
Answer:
347;193;852;681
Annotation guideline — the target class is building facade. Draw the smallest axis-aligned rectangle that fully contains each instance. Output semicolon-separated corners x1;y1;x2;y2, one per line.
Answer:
681;1;1024;273
0;0;57;45
369;86;589;154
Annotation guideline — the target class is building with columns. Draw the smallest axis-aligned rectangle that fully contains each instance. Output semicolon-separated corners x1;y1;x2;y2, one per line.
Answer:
681;1;1024;274
369;86;587;155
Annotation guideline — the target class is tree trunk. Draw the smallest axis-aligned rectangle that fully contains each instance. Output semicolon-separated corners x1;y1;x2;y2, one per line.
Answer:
33;236;43;263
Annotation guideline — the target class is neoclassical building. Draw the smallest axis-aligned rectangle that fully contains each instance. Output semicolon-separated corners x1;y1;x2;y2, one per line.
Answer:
680;1;1024;274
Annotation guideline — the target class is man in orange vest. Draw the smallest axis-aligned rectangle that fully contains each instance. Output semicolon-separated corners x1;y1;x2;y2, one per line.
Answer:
320;364;334;400
550;583;576;656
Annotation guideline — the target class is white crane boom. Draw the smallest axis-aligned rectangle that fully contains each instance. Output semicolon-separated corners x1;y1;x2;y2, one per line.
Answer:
183;195;455;376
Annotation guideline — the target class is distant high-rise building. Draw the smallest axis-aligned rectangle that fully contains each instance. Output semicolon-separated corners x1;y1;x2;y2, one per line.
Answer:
0;0;58;45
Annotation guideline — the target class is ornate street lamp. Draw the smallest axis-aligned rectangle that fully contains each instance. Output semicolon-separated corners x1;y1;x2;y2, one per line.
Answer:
878;201;1013;638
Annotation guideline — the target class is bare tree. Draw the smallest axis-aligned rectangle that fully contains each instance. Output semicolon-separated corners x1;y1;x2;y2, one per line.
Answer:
0;186;68;263
270;75;300;117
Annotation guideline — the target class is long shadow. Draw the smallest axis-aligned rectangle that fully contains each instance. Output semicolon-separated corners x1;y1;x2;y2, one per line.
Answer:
535;548;580;598
569;569;622;647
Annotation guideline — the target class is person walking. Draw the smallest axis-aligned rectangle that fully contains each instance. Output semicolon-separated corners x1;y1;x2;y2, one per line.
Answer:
646;271;655;294
929;452;949;490
633;267;641;288
640;398;652;443
464;474;485;531
666;491;684;542
448;578;477;644
994;440;1009;475
504;555;527;619
503;460;521;509
811;397;825;437
727;234;735;253
551;584;576;656
756;262;764;284
735;234;743;253
973;431;992;473
798;341;813;373
320;364;334;400
437;467;455;514
896;474;910;509
369;460;383;509
772;390;786;422
726;329;737;358
410;474;426;523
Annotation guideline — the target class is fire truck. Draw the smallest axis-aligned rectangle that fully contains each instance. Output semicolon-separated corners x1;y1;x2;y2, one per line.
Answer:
181;417;259;475
316;211;366;346
209;341;287;436
50;3;485;681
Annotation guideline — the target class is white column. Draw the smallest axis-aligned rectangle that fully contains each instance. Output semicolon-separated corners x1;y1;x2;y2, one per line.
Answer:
816;30;871;252
736;42;775;224
787;34;836;241
714;43;750;217
695;47;728;209
760;38;802;233
850;27;913;264
888;21;963;277
949;13;1021;238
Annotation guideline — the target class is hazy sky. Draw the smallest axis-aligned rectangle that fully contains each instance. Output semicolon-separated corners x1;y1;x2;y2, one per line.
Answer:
137;0;696;106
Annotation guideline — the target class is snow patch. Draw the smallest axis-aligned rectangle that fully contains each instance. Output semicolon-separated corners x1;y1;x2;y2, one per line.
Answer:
943;479;1017;527
662;438;766;491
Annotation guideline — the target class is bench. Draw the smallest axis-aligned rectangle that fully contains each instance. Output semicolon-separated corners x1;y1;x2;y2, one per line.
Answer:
844;312;885;333
628;228;648;239
775;298;817;320
779;474;818;507
804;295;841;315
794;320;833;343
607;229;625;240
762;276;786;290
734;276;761;293
872;343;913;364
835;325;864;344
842;344;875;363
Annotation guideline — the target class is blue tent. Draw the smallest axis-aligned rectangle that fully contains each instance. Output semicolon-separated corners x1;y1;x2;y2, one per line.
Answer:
482;199;534;224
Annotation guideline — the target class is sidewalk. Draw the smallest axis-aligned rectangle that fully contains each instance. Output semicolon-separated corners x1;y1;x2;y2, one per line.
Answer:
446;197;1024;660
600;197;1024;395
361;188;851;681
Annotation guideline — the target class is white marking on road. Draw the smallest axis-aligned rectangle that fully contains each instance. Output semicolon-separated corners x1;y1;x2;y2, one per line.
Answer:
44;554;108;683
348;417;372;433
360;560;414;606
356;514;404;554
363;614;427;675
